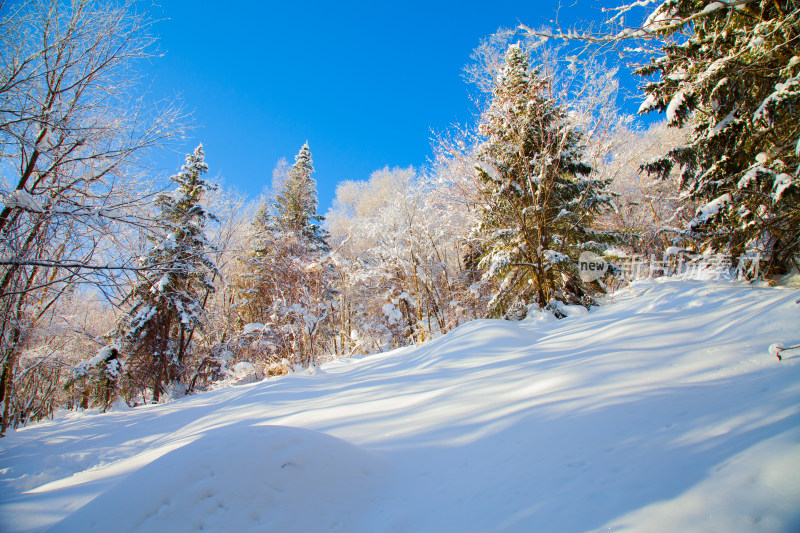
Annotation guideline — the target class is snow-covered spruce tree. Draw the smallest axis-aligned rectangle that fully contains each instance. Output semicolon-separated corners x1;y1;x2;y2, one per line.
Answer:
121;145;218;402
273;143;329;251
634;0;799;274
232;145;332;369
476;43;616;318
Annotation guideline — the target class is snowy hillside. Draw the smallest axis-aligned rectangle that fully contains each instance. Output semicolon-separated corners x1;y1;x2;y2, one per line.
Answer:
1;279;799;532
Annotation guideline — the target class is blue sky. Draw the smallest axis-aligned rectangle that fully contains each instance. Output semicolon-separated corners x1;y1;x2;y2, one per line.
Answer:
145;1;624;213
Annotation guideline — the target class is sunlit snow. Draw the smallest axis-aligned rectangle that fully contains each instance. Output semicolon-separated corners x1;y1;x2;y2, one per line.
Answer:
1;279;798;532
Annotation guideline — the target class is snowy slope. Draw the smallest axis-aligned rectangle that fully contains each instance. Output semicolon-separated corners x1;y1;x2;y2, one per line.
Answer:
1;279;799;532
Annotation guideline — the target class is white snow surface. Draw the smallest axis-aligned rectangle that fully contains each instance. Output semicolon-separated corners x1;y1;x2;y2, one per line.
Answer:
666;89;690;124
637;94;658;114
242;322;264;335
2;190;43;213
1;279;799;532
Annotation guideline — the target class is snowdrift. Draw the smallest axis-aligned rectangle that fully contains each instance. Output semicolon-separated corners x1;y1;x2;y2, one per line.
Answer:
1;279;798;532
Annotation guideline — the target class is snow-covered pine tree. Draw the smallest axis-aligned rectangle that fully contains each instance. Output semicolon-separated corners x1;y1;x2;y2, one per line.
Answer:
476;43;616;318
122;145;218;402
636;0;799;274
231;145;332;369
273;143;329;251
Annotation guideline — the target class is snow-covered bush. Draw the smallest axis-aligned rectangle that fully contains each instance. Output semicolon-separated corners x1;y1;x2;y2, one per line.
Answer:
326;166;483;353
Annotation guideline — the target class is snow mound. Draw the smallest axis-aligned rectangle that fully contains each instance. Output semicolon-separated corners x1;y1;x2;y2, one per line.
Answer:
50;425;385;533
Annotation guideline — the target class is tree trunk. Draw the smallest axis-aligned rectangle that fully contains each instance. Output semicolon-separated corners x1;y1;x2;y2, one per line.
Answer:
0;327;22;437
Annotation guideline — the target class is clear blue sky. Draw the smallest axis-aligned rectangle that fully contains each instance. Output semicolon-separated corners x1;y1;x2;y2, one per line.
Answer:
145;1;622;213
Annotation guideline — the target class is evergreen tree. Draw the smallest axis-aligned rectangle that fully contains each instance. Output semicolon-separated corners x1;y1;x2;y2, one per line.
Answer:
232;144;332;368
122;145;218;401
637;0;799;273
273;143;329;250
476;44;616;318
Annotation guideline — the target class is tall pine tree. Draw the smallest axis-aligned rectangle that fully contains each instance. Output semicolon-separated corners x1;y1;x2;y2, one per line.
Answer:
476;44;616;318
273;143;329;251
122;145;218;401
232;143;331;368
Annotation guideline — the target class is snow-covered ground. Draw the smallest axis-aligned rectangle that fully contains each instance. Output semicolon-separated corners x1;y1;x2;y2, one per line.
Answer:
1;279;799;532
